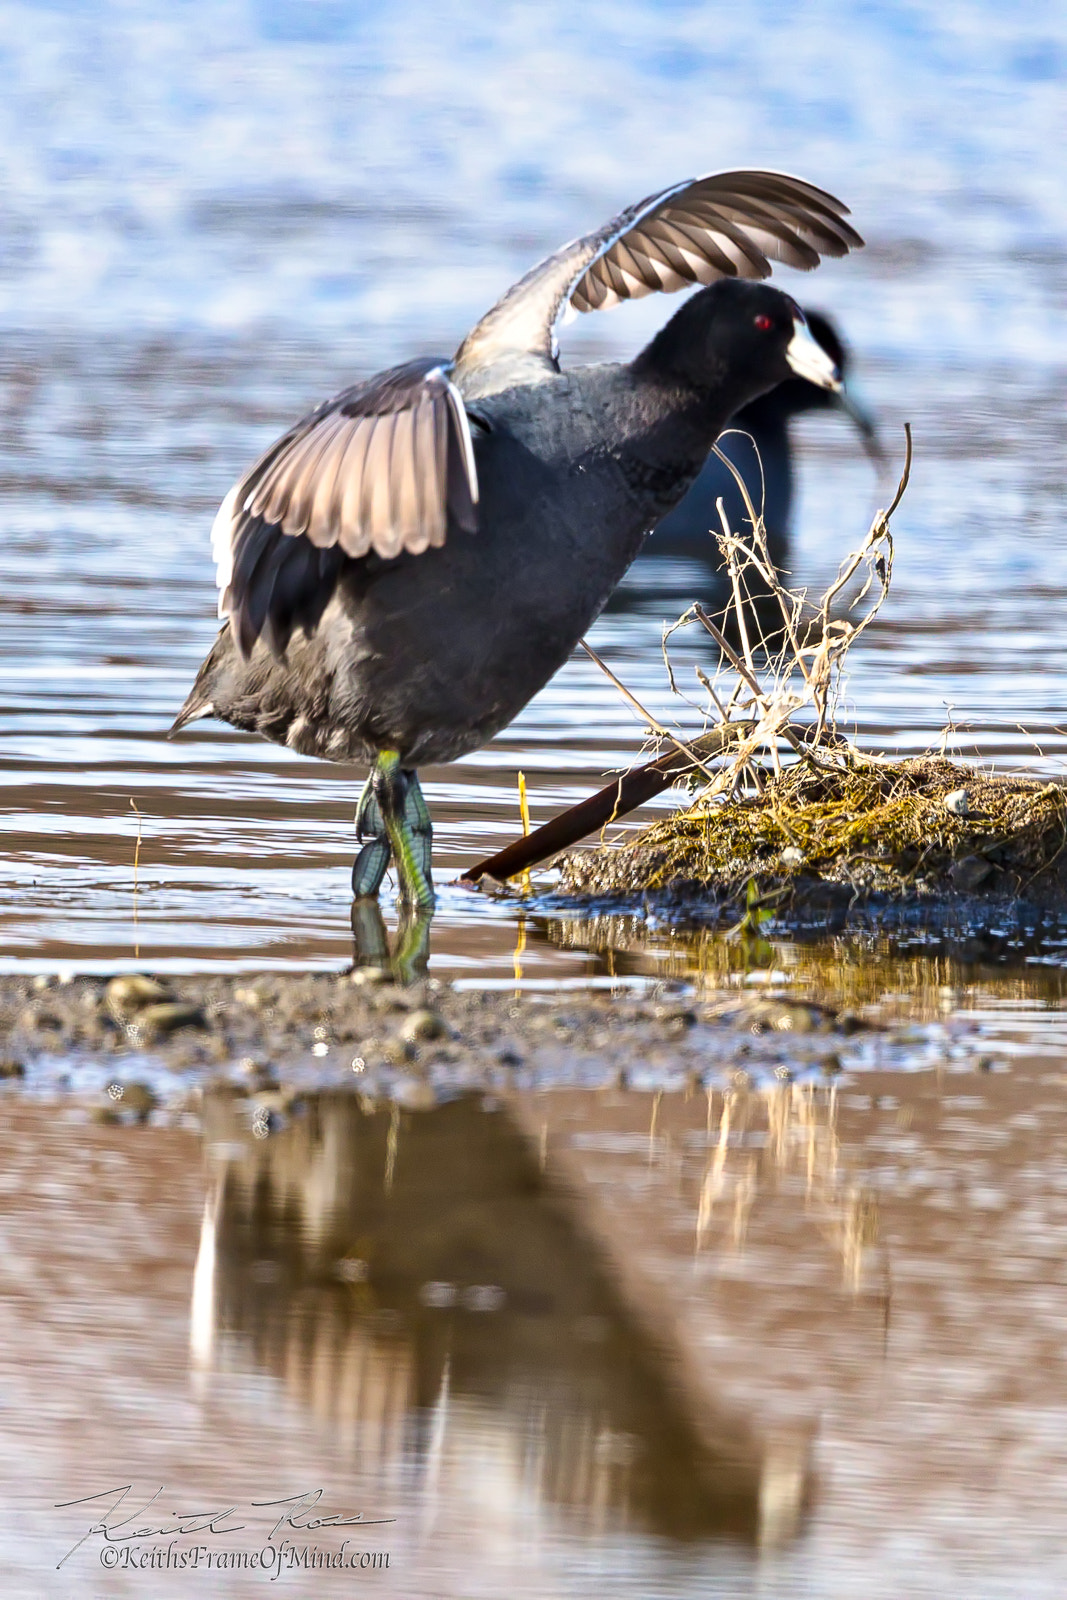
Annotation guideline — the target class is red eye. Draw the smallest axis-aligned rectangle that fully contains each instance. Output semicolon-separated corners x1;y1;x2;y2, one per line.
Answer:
754;314;774;331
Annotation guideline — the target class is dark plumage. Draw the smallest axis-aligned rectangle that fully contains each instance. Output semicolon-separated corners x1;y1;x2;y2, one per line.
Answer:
172;168;863;906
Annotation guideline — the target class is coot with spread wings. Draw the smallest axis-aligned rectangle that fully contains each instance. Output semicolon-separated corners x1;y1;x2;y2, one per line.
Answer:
172;169;862;908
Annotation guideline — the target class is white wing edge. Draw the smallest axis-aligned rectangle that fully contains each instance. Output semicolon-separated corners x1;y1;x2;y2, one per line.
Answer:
445;377;480;505
211;484;240;612
425;363;480;506
209;365;480;616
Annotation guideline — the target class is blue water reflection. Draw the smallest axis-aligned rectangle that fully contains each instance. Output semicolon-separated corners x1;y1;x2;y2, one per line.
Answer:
0;1;1063;978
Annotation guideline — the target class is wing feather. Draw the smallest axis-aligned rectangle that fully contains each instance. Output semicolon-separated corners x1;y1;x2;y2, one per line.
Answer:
337;417;375;556
412;395;444;551
453;167;863;381
212;357;480;657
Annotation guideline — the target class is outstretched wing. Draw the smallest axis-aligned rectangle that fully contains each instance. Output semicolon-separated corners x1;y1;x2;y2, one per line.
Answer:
453;170;862;382
212;358;479;657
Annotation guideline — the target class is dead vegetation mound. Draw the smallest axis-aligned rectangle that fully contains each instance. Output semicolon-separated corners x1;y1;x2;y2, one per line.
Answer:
553;432;1067;911
560;754;1067;903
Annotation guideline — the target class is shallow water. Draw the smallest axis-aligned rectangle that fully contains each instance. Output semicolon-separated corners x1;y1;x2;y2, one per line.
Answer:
1;0;1066;984
5;1063;1067;1599
2;5;1067;1595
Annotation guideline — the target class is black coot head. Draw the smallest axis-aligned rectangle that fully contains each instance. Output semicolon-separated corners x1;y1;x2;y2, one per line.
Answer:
643;279;841;408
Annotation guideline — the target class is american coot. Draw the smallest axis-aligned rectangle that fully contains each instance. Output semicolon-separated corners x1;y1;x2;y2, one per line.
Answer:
648;309;880;574
172;170;862;909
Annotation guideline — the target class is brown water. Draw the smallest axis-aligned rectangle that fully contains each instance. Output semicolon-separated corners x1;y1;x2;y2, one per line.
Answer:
4;1061;1066;1598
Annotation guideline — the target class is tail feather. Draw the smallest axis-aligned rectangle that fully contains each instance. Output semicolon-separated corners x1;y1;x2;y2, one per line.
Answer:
168;693;215;737
169;623;231;737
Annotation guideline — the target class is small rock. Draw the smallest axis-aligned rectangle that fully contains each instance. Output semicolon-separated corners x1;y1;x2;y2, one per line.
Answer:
944;788;971;816
748;999;830;1035
19;1007;62;1033
234;981;275;1010
780;845;805;868
349;966;388;987
652;1006;696;1039
251;1089;294;1115
238;1055;270;1078
106;975;167;1019
834;1010;869;1035
949;855;992;892
134;1002;206;1041
398;1008;445;1044
394;1080;437;1111
115;1082;157;1122
0;1059;24;1079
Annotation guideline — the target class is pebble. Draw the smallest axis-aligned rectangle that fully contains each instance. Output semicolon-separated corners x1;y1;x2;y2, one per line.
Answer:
106;975;168;1019
949;855;992;892
746;999;832;1035
349;967;388;987
117;1082;157;1121
944;788;971;816
98;1081;157;1123
394;1080;438;1111
133;1002;207;1041
398;1008;446;1044
234;981;276;1010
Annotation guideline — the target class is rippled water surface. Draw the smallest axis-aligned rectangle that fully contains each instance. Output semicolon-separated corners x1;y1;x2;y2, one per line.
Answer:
1;0;1065;981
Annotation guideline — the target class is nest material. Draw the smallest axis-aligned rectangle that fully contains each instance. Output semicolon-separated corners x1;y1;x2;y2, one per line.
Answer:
560;756;1067;903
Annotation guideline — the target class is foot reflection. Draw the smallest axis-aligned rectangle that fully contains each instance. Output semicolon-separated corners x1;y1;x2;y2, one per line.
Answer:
350;897;432;985
191;1090;813;1547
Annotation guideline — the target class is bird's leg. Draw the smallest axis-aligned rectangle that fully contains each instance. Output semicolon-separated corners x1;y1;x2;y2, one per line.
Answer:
401;769;434;899
373;752;436;910
352;771;391;899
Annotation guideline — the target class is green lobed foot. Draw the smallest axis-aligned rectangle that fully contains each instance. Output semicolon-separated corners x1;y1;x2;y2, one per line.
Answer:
352;753;435;909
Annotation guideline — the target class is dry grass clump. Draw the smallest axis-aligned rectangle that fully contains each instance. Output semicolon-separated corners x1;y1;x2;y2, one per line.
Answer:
563;433;1067;907
562;753;1067;900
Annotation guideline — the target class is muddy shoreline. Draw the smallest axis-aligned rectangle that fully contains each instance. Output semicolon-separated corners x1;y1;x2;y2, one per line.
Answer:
0;955;1006;1131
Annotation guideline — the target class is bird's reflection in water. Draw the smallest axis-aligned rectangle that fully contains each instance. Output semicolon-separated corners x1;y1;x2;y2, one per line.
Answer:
192;1090;813;1548
350;897;432;984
